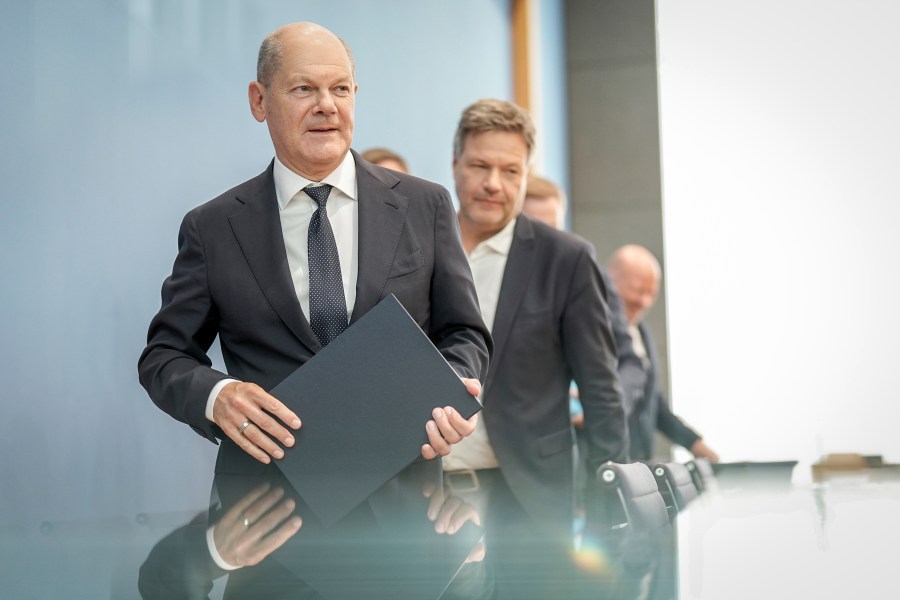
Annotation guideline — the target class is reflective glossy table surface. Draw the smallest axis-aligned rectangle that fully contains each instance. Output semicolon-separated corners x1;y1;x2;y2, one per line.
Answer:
676;476;900;599
3;462;898;599
3;459;670;599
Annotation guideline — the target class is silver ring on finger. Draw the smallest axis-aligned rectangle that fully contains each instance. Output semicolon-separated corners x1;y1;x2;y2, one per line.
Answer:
239;419;252;434
240;512;251;528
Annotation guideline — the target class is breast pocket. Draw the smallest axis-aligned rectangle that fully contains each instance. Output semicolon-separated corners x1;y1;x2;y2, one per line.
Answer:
387;248;424;280
383;248;430;320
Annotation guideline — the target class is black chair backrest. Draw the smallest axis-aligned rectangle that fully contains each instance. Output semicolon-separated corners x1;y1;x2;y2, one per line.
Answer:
686;457;716;493
652;462;699;516
685;460;705;492
694;457;715;482
596;461;670;534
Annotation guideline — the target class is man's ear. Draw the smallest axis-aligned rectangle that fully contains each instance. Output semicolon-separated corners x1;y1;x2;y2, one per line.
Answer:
248;82;267;123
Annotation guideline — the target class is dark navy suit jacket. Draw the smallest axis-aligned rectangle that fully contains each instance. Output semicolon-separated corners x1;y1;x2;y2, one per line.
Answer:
139;151;491;473
481;215;627;523
628;322;700;461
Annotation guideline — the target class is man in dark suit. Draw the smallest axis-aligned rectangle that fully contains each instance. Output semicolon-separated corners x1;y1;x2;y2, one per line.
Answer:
138;23;490;472
522;174;648;430
607;244;719;463
443;99;627;526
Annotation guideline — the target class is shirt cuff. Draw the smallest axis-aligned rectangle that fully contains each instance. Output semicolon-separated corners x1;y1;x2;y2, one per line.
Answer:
206;379;240;422
206;525;241;571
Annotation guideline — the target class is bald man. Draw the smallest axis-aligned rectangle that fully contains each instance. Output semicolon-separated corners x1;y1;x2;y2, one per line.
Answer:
139;23;490;474
607;245;719;463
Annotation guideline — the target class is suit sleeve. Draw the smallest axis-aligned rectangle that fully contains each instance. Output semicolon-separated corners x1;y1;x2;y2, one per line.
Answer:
655;390;701;450
138;210;228;442
426;191;492;382
561;248;628;468
137;513;224;600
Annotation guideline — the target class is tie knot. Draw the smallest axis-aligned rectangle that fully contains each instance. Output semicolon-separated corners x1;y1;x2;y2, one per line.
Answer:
304;184;333;209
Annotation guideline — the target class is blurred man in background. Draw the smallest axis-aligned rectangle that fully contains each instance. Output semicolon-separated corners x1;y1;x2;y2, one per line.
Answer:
361;147;409;173
607;244;719;462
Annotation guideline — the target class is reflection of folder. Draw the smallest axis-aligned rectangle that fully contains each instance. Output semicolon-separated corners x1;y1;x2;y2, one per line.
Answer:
278;512;482;600
274;461;484;600
270;295;482;526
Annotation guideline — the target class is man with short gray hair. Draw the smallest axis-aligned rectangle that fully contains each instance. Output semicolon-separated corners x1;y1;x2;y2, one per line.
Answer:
446;98;627;525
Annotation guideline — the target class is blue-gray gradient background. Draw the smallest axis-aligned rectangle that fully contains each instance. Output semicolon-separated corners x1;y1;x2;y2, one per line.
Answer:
0;0;569;527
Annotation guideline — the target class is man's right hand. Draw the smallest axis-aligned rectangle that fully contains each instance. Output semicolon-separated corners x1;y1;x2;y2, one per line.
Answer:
690;438;720;464
213;382;302;464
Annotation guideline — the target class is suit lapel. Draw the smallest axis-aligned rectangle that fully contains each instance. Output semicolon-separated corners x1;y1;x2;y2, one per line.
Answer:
486;215;537;390
350;151;408;322
228;163;323;354
639;322;658;395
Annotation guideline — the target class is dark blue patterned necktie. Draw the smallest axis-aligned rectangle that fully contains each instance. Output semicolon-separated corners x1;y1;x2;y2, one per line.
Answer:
304;184;348;346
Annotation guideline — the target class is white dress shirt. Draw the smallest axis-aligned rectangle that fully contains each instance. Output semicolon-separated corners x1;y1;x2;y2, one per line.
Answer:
628;323;651;369
274;152;359;320
204;153;360;420
442;218;517;472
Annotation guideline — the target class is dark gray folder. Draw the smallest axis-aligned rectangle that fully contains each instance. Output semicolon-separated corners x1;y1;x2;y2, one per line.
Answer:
270;295;483;526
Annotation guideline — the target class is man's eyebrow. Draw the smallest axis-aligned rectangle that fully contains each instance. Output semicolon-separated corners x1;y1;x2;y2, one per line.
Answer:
283;75;352;87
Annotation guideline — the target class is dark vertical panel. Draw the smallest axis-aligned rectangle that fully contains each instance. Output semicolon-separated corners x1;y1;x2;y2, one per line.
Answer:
565;0;673;452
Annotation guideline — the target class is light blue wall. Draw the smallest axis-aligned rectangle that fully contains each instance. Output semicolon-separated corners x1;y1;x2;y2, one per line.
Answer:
0;0;512;526
537;0;570;219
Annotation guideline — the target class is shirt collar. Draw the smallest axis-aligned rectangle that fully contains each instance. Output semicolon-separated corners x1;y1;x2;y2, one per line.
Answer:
470;217;517;257
273;151;358;210
628;323;642;341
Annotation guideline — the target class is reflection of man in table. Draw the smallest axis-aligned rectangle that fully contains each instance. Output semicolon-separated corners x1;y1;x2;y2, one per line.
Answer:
137;22;490;473
607;245;719;463
138;462;489;598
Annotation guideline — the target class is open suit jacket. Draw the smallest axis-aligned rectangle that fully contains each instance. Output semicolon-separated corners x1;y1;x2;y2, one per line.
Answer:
481;214;627;524
138;151;491;474
628;322;700;461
